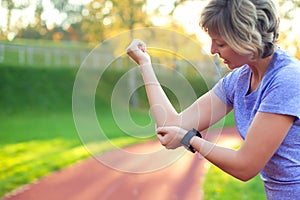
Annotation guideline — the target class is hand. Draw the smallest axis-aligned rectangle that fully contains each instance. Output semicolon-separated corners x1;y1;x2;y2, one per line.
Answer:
126;39;151;66
156;126;187;149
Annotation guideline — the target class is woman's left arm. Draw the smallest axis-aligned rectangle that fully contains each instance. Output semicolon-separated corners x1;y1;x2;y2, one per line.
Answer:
191;112;294;181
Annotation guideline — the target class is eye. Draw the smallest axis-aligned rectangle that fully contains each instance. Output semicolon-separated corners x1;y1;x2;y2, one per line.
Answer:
216;43;225;48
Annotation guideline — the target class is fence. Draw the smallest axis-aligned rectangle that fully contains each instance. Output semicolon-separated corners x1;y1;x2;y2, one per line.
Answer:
0;42;224;84
0;42;118;69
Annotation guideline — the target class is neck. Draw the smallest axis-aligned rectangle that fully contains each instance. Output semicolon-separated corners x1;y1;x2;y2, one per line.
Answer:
248;54;274;93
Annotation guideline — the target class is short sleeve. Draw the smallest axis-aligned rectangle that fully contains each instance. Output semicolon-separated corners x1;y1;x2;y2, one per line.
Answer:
259;65;300;120
212;68;245;107
213;78;232;107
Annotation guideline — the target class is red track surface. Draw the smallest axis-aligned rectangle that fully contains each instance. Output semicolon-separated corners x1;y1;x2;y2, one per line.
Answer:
3;127;241;200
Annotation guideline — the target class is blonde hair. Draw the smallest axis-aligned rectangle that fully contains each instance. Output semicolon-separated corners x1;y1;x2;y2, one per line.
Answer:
200;0;280;59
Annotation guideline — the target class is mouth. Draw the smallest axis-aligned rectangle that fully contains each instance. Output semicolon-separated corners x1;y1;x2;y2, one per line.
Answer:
223;59;229;65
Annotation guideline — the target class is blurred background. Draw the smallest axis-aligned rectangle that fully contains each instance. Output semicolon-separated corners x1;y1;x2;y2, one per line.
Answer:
0;0;299;199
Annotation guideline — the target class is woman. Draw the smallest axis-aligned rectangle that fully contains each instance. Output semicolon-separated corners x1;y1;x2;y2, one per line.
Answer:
126;0;300;199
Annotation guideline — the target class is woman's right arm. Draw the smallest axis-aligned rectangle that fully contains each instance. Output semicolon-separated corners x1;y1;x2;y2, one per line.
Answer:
126;39;232;132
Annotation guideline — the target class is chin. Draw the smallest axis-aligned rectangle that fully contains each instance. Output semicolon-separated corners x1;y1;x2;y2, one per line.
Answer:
227;63;243;70
226;64;235;70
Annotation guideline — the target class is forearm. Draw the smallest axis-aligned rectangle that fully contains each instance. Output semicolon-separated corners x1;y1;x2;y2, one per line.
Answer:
191;137;258;181
188;112;295;182
139;62;180;127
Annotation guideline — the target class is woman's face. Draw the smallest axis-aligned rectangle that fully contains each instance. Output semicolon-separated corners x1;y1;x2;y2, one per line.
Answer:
209;33;251;70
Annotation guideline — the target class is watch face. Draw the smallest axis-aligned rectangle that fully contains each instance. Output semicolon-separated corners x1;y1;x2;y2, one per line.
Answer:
181;129;200;153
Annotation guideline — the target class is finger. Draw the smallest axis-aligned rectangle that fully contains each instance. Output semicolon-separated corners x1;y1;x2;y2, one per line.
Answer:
137;41;146;52
157;134;167;146
126;40;136;53
156;126;170;132
156;126;179;133
126;39;146;53
126;39;142;52
157;131;166;136
156;127;169;137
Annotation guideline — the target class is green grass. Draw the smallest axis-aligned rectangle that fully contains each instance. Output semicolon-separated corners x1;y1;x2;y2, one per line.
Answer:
203;164;266;200
0;110;152;197
202;142;266;200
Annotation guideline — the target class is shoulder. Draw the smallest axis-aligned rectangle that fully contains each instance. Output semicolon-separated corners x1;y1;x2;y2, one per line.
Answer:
213;65;250;106
259;49;300;119
267;48;300;84
272;48;300;71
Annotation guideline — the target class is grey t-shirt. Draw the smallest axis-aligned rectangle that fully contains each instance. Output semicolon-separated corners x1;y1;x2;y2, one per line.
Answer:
213;48;300;199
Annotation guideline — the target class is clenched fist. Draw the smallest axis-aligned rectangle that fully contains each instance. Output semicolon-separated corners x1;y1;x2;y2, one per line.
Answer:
126;39;151;66
156;126;187;149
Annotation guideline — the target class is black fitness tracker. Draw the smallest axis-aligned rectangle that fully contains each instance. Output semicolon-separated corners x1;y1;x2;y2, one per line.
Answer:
180;128;202;153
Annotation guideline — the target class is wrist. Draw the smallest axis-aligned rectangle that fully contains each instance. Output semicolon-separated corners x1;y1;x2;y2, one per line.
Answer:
190;136;197;147
138;60;151;67
180;128;202;153
190;136;203;153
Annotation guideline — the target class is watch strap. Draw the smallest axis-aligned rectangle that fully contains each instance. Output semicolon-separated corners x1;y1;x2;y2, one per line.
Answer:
181;128;202;153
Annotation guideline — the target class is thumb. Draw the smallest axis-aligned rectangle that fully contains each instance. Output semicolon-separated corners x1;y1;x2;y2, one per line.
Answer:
126;39;146;53
156;126;168;136
156;126;179;136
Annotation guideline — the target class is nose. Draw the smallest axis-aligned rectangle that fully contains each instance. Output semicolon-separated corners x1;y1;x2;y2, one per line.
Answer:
210;43;219;55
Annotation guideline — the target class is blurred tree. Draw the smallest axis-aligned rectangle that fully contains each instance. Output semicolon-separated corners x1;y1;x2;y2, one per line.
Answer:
5;0;84;41
81;0;152;44
37;0;84;41
16;0;45;40
276;0;300;59
1;0;30;40
49;0;84;29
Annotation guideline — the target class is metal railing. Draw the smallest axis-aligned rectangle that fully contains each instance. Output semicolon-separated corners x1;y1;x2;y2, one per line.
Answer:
0;42;116;68
0;42;223;85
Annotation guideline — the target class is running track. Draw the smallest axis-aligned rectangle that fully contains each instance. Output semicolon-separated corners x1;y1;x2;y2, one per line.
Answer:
3;127;241;200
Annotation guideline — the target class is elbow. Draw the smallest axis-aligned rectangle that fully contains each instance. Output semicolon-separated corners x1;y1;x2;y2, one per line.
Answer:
233;168;260;182
157;113;181;127
150;104;179;127
232;153;264;182
237;173;257;182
